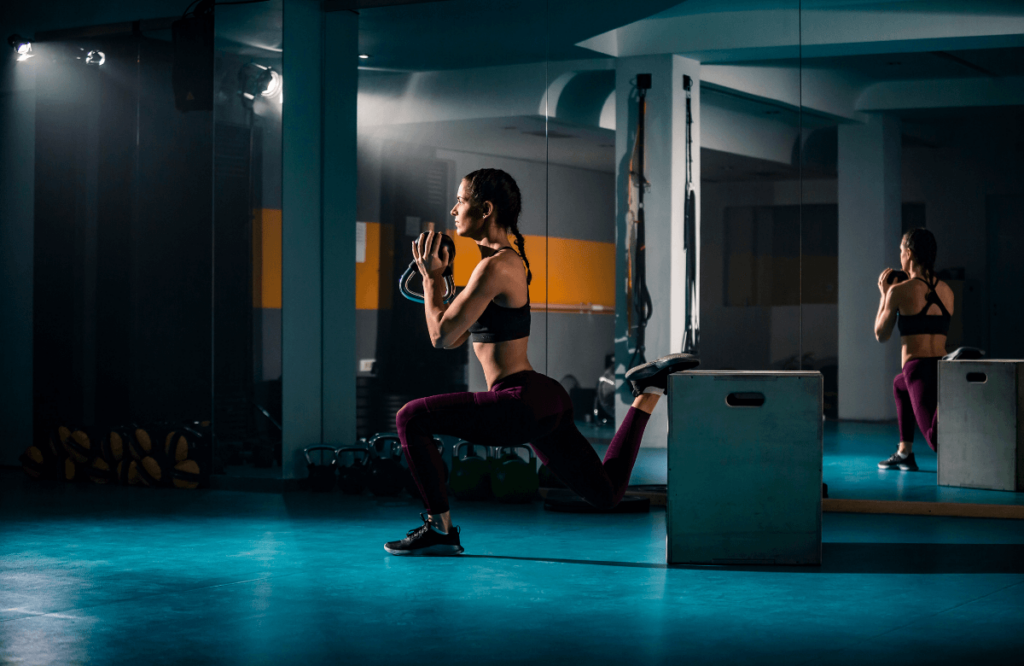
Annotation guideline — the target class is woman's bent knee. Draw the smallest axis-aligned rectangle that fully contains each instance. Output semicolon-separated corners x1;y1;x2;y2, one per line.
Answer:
396;399;429;436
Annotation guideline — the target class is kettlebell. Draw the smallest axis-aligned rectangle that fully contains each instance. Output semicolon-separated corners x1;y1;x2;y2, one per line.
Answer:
401;438;448;498
366;433;405;497
304;446;338;492
337;445;370;495
399;234;458;304
449;441;492;500
489;445;539;503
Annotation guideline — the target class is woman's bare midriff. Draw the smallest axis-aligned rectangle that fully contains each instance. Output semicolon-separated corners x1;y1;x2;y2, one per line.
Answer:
474;337;533;390
901;334;948;367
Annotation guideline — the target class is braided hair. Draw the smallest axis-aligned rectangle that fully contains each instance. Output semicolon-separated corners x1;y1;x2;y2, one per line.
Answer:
464;168;532;285
903;227;937;280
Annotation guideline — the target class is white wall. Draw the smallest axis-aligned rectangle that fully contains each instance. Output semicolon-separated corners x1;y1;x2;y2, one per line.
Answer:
700;178;839;371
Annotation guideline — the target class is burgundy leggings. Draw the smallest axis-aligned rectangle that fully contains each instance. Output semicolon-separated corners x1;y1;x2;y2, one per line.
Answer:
396;370;650;514
893;357;940;451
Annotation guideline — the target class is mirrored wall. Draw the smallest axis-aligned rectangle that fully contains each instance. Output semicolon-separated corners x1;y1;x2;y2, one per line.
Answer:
17;0;1023;485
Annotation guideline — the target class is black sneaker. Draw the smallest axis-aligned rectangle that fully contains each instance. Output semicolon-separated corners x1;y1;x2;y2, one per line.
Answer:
625;353;700;397
878;452;918;471
384;513;464;556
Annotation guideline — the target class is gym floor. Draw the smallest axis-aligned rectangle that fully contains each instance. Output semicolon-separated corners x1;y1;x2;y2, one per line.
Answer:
2;423;1023;665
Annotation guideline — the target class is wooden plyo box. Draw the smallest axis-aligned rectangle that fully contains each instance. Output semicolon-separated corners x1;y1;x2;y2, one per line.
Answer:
666;371;823;565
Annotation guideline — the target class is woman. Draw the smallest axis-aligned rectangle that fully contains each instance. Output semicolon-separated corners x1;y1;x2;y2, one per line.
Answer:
874;227;953;471
385;168;698;556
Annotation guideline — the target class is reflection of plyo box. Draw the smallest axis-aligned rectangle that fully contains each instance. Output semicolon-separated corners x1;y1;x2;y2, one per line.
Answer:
938;360;1024;492
666;371;822;565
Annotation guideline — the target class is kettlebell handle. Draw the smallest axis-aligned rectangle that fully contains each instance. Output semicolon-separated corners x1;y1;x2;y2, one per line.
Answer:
454;441;492;461
304;445;337;466
494;444;535;464
336;446;369;463
399;234;458;305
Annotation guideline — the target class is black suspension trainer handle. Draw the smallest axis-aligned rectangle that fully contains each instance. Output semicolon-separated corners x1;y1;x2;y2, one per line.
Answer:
632;74;654;368
399;233;458;304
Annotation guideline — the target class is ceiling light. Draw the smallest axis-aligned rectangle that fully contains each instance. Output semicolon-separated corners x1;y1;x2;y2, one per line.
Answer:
85;50;105;66
358;54;371;59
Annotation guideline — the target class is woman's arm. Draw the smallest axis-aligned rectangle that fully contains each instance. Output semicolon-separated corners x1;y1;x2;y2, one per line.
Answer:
875;268;899;342
414;231;508;350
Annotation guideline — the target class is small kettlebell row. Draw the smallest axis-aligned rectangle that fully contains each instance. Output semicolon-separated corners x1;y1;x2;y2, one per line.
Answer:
20;422;211;489
304;433;540;503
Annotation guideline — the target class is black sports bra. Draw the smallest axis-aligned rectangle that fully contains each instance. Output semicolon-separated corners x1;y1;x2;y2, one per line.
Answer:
896;277;951;337
468;248;531;343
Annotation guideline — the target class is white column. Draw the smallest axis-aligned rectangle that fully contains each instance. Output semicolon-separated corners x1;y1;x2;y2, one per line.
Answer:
614;55;701;446
837;113;902;421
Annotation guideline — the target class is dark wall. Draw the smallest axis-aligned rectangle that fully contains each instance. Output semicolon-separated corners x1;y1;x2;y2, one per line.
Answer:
33;35;213;429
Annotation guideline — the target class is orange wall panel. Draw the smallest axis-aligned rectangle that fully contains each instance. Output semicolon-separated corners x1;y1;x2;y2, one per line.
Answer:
254;209;282;309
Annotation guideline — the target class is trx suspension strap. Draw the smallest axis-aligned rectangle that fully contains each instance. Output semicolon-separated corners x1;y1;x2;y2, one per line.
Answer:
628;73;654;370
681;74;699;354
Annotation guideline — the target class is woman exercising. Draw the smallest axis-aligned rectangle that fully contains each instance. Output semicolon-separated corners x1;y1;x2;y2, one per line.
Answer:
874;227;953;471
385;168;698;555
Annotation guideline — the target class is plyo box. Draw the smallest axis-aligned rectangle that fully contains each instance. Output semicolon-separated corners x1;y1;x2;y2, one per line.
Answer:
666;371;822;565
938;360;1024;492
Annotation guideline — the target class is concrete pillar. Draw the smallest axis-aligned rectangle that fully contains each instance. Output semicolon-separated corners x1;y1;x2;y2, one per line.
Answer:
282;0;324;478
281;1;358;477
322;9;358;449
614;55;701;446
837;113;902;421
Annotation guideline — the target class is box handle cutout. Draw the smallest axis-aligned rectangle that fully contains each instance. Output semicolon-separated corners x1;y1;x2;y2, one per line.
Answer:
966;372;987;383
726;392;765;407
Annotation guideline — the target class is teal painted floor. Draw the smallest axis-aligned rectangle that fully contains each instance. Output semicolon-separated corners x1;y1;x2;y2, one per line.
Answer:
590;420;1024;506
2;463;1024;666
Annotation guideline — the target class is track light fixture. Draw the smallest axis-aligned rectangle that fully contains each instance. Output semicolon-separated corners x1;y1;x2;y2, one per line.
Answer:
238;62;282;108
7;34;34;61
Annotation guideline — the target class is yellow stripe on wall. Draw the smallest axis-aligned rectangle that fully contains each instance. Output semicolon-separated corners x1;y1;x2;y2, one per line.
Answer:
448;232;615;311
254;209;282;309
356;222;383;310
254;214;615;313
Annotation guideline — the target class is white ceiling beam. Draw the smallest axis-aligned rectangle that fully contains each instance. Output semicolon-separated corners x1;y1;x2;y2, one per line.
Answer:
857;75;1024;110
577;0;1024;62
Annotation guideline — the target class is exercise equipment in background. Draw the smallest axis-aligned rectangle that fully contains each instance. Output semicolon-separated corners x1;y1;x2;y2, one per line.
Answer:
366;433;405;497
399;233;458;304
337;445;370;495
449;441;492;500
942;346;985;361
489;445;539;503
626;73;654;370
304;446;338;493
681;74;699;355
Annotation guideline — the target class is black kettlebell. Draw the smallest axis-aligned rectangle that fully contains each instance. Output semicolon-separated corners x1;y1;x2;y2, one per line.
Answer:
401;438;448;498
489;445;539;503
885;269;908;285
304;446;337;492
366;433;405;497
337;445;370;495
399;234;457;304
449;441;492;500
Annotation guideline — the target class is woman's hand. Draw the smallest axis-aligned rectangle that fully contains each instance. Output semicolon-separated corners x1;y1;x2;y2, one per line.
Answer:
878;268;894;296
412;231;451;280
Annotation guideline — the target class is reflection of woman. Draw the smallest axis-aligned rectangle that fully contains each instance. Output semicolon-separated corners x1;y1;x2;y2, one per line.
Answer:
385;168;698;555
874;228;953;471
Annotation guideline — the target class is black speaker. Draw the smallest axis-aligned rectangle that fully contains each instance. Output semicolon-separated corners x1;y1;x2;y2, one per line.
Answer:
172;1;214;112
